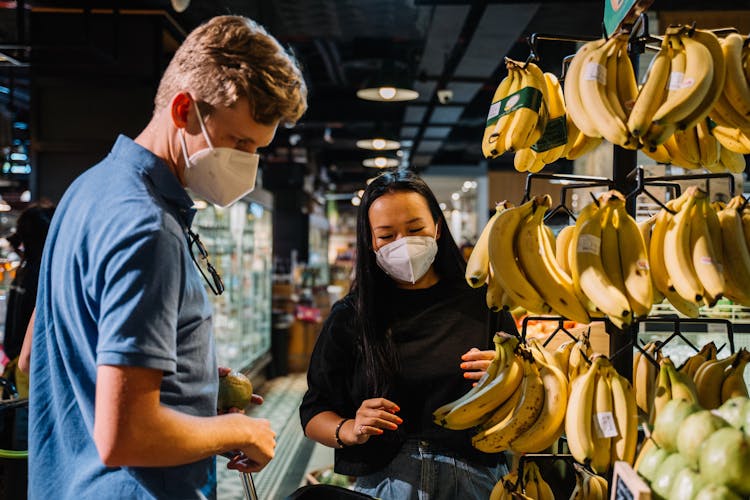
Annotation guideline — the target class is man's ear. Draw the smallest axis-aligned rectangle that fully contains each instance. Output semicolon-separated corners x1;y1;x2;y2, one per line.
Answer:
170;92;192;129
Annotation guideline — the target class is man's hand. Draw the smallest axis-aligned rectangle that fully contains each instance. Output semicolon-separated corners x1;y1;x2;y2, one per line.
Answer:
218;367;263;411
225;417;276;473
460;347;495;385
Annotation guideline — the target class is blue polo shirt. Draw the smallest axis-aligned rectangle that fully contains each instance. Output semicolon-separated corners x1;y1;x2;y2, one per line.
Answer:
29;135;218;499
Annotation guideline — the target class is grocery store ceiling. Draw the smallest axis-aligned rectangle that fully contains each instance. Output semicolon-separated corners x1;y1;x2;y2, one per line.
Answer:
20;0;750;194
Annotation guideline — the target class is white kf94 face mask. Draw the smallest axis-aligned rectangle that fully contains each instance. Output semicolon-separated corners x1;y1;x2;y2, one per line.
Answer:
375;232;438;284
179;100;259;208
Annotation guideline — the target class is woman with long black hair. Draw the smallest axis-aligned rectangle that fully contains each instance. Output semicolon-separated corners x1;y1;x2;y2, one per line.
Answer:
300;169;515;499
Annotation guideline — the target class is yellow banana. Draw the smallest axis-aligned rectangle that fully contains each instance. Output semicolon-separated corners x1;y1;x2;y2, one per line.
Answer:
437;335;524;429
578;36;633;147
720;145;747;173
608;366;638;465
717;203;750;306
691;195;725;304
634;341;660;419
652;357;673;423
663;189;703;303
712;124;750;154
574;195;632;321
720;349;750;403
482;68;519;159
680;29;726;130
663;356;698;404
696;118;721;167
466;202;510;287
637;213;665;305
554;339;575;377
615;204;653;317
673;126;701;165
515;198;590;324
649;200;701;316
510;355;568;453
564;39;606;139
505;61;547;152
538;72;567;164
555;225;575;276
433;333;509;420
591;360;613;474
472;355;546;453
628;38;672;137
488;197;551;314
695;351;739;409
653;31;714;126
565;356;602;466
721;33;750;121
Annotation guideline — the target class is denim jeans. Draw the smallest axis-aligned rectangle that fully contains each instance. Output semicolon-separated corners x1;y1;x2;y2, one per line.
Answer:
353;439;507;500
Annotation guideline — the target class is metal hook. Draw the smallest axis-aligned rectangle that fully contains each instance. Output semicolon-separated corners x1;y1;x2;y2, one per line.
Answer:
589;191;600;207
523;33;540;69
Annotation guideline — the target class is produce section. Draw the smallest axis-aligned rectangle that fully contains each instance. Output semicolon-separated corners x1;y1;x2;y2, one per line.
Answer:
456;6;750;498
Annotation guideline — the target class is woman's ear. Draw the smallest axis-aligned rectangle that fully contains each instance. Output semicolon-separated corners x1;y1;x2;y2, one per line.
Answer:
436;219;442;240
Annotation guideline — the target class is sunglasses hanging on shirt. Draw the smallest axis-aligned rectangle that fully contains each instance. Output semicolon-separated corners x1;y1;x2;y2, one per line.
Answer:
186;227;225;295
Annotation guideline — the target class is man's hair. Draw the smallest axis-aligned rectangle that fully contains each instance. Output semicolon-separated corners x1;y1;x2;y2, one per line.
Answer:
155;15;307;126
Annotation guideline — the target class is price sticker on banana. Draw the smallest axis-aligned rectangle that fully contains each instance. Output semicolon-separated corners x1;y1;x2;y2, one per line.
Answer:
577;234;601;255
583;62;607;85
595;411;619;438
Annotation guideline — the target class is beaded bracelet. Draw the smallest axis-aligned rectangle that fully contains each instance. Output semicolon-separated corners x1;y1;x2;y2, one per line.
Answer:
335;418;350;448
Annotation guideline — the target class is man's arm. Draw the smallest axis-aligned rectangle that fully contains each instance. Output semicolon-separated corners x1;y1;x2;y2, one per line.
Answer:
94;364;275;472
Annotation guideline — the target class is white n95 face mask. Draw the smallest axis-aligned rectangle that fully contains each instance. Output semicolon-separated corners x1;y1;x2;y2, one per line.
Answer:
375;234;438;284
179;100;259;208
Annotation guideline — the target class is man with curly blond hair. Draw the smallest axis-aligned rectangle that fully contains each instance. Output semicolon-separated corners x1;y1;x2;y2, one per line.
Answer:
28;16;307;499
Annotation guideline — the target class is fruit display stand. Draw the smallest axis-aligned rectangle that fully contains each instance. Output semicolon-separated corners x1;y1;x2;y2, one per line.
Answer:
466;10;750;497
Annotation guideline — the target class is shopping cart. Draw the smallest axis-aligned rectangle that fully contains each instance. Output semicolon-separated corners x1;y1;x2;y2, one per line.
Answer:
0;377;28;500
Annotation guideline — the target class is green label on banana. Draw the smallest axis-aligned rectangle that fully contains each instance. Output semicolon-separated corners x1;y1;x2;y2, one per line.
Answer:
485;87;543;127
531;116;567;153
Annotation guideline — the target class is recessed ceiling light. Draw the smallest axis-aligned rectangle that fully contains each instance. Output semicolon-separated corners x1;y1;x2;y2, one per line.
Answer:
356;138;401;151
363;157;399;168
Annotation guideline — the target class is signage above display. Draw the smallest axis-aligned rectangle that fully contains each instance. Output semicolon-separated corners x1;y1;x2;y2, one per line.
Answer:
604;0;655;37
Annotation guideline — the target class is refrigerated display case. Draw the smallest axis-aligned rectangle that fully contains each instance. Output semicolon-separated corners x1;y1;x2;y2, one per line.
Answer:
190;188;274;373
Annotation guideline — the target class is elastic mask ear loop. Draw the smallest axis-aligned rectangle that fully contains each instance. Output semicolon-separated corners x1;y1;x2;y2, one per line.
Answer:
191;100;215;150
178;128;191;169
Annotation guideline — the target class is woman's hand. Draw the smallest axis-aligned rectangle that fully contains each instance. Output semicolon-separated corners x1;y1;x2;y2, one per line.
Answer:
342;398;402;446
460;347;496;385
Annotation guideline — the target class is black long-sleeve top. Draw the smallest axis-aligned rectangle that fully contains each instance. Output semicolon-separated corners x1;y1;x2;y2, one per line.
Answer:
299;278;517;476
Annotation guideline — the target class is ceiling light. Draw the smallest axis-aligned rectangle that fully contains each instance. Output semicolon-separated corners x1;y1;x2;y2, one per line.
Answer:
451;192;460;201
351;196;361;207
366;177;377;185
357;86;419;102
357;189;365;198
356;138;401;151
363;156;399;168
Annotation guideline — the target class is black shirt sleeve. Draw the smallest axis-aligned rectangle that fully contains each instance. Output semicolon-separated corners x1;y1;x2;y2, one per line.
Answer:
299;298;359;431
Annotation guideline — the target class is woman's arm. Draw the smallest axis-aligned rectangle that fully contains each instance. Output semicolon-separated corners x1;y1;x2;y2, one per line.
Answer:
17;307;34;374
304;398;402;448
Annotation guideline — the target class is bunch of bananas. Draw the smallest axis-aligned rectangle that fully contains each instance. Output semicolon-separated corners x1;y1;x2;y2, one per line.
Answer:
564;33;639;149
520;462;554;500
565;356;638;473
642;117;747;173
471;344;568;454
651;357;700;423
482;59;548;160
629;27;722;149
716;196;750;307
710;33;750;152
693;348;750;409
466;195;591;323
645;186;725;316
570;465;609;500
568;190;653;328
434;333;523;430
482;58;602;172
632;341;663;419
